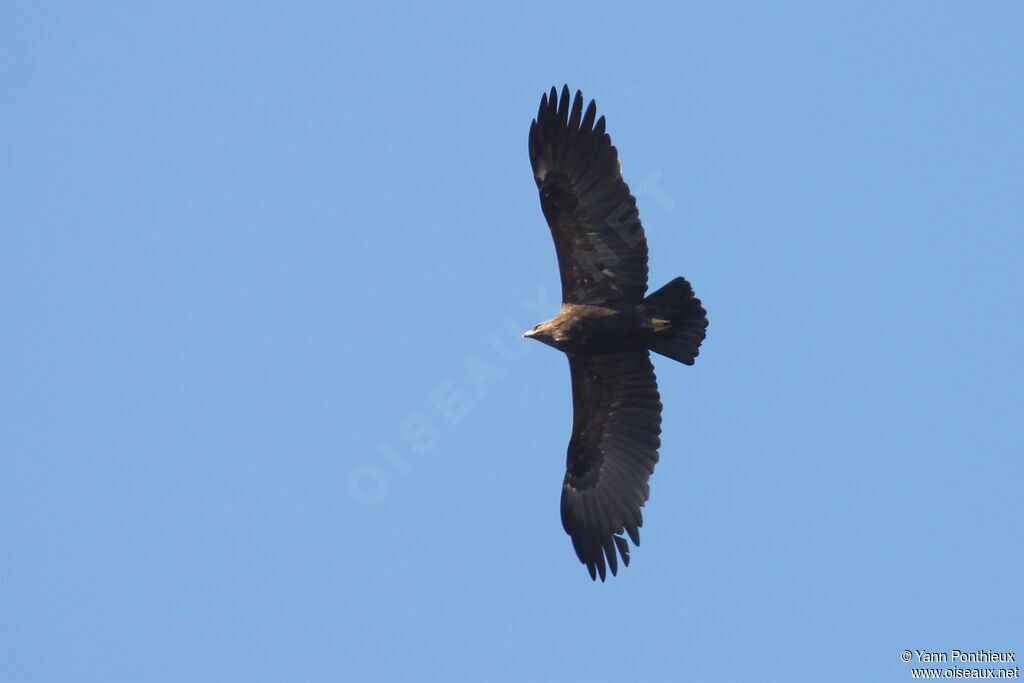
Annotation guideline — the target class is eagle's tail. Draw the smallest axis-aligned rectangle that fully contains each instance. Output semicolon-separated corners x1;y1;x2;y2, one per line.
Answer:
641;277;708;365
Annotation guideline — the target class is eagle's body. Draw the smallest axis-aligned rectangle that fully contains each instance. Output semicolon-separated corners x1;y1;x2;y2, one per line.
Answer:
525;86;708;581
524;303;651;355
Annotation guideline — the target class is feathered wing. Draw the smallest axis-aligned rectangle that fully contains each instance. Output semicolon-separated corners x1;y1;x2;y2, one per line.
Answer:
529;86;649;307
561;352;662;580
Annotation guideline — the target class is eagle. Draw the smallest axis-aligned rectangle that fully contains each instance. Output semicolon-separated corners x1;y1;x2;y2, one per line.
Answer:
525;86;708;581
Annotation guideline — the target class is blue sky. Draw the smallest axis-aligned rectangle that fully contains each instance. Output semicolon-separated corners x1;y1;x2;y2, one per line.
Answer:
3;2;1022;681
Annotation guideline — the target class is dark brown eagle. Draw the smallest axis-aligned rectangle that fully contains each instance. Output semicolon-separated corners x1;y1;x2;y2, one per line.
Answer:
525;86;708;581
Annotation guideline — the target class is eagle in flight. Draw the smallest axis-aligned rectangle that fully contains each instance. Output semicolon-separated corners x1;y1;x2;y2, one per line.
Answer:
525;86;708;581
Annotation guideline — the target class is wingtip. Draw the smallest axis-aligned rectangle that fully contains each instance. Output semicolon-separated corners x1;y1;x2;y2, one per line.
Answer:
604;536;618;576
581;534;634;581
614;535;631;567
581;98;597;131
568;89;584;130
539;86;598;132
555;86;570;125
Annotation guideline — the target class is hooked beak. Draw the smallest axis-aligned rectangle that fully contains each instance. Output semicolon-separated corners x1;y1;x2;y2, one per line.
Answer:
522;328;536;339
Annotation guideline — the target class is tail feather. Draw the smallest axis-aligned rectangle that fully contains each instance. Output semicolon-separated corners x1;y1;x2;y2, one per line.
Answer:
641;277;707;365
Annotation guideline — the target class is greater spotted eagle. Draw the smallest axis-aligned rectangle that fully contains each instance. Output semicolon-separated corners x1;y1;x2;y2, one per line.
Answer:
524;86;708;581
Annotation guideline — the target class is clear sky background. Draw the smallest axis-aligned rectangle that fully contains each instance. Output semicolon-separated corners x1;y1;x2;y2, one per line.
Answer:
3;3;1022;682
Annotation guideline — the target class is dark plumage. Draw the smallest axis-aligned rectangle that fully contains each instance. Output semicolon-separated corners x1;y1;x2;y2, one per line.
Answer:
525;86;708;581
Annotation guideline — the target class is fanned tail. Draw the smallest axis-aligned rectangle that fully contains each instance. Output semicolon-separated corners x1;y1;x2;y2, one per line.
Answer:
641;277;708;365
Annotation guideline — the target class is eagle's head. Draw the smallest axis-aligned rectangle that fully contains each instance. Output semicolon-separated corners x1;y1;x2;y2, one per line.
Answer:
523;319;569;350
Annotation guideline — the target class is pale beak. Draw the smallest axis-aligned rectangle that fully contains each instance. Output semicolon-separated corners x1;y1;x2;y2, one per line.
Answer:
523;329;536;339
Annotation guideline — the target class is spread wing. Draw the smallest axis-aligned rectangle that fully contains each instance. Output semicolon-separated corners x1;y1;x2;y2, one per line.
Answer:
561;351;662;580
529;86;650;307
